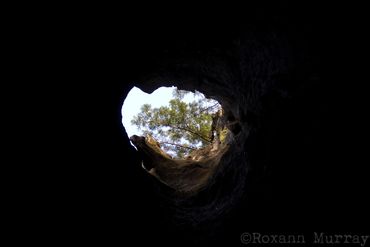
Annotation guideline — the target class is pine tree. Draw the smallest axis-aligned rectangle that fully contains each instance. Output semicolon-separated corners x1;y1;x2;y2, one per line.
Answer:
131;89;221;158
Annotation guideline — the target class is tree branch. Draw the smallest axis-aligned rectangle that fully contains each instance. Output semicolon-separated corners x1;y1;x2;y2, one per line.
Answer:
171;125;212;143
199;102;220;114
159;141;196;150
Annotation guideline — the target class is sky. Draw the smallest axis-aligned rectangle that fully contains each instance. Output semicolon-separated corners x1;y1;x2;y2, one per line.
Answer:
121;86;205;138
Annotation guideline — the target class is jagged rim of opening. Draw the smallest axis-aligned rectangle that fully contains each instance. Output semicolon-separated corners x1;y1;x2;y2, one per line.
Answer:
122;84;238;195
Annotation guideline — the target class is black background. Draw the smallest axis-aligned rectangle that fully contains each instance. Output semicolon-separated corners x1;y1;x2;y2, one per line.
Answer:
17;3;369;246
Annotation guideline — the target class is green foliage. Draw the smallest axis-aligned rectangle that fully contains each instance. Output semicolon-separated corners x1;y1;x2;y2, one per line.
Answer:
131;88;221;158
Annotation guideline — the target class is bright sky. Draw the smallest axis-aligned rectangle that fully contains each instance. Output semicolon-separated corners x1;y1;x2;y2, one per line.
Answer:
121;86;205;138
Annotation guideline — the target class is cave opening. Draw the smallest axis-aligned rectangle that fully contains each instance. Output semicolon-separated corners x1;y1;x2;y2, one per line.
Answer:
122;85;234;195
